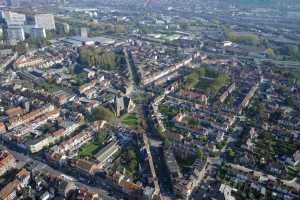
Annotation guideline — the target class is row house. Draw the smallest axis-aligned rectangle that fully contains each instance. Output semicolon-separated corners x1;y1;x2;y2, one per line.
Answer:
2;125;33;143
70;159;99;177
0;168;30;200
15;57;45;69
176;90;208;105
164;147;182;188
239;83;259;114
110;170;144;198
57;131;94;154
79;80;97;94
5;106;25;118
0;122;6;134
174;159;208;199
219;83;236;103
28;129;65;153
0;150;16;176
7;104;56;130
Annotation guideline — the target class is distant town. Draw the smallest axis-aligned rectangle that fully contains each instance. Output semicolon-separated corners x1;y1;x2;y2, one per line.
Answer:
0;0;299;200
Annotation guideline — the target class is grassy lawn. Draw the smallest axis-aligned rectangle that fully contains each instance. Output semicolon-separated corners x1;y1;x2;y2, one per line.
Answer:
198;75;229;96
197;78;213;92
79;141;103;158
184;68;230;96
122;113;139;127
159;105;178;119
39;81;61;93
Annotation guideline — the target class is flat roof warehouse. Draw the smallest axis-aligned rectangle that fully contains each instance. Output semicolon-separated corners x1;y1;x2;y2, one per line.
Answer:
63;36;115;46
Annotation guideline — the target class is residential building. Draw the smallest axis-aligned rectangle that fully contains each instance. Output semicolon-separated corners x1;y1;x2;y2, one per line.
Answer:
219;184;237;200
31;27;47;39
35;14;56;30
5;0;19;7
220;83;236;103
0;150;16;176
171;141;196;159
7;26;25;43
0;51;18;72
61;122;82;136
174;159;207;199
5;106;25;118
63;23;70;34
80;27;88;38
28;129;65;153
16;168;30;188
111;170;143;197
0;179;19;200
0;168;30;200
164;147;182;187
72;159;98;175
79;80;96;94
58;131;94;154
14;56;45;69
94;140;120;168
7;104;56;130
177;90;208;105
1;11;26;26
0;122;6;134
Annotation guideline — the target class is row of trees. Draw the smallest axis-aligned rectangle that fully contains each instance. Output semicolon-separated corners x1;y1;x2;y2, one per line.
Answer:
123;148;138;177
266;45;300;60
278;45;300;60
78;47;117;70
225;31;260;46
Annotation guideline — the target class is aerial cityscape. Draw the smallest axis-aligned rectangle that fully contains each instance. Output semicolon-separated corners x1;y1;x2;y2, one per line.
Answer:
0;0;299;199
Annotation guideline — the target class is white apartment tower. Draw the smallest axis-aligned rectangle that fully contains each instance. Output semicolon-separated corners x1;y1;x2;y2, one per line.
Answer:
31;27;47;39
35;14;56;30
7;26;25;44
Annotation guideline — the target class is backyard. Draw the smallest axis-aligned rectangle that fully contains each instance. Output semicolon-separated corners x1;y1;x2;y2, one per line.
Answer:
184;68;230;96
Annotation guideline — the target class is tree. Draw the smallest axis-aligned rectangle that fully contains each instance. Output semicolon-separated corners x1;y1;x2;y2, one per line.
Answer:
164;139;171;148
96;129;107;145
288;45;300;58
89;106;115;122
225;31;260;46
266;48;276;59
184;68;206;90
127;149;136;161
125;148;138;175
114;24;127;33
196;148;204;160
269;110;282;123
78;47;118;70
228;148;236;158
